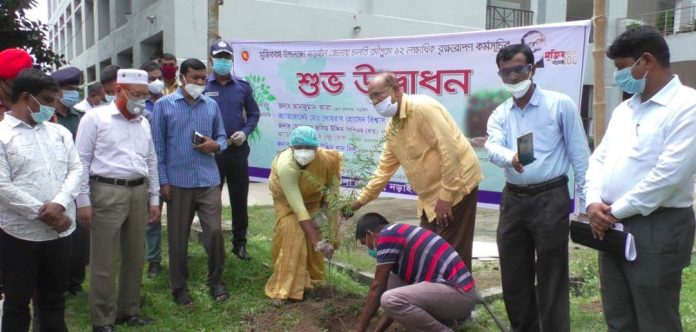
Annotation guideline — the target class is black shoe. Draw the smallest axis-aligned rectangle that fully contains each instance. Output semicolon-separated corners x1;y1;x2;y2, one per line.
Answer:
147;262;161;278
92;325;116;332
232;245;251;260
115;315;154;327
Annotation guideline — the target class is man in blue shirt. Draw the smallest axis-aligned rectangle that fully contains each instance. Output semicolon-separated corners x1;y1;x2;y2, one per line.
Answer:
140;60;165;277
151;58;229;306
485;44;590;332
204;41;260;260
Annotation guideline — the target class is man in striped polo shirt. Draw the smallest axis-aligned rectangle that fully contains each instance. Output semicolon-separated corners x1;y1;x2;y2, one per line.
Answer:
355;213;477;332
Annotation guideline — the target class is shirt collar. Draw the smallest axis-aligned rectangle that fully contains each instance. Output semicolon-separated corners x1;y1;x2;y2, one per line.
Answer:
3;113;42;129
108;102;142;122
207;73;234;86
629;75;681;108
507;84;542;111
398;94;411;119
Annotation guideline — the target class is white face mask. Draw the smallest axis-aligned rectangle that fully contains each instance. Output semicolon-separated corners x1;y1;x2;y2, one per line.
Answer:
503;75;532;99
374;95;398;118
293;149;316;166
148;79;165;95
183;77;205;100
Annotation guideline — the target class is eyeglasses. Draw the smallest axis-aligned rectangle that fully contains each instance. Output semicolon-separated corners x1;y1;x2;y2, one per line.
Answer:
497;64;532;78
125;88;148;100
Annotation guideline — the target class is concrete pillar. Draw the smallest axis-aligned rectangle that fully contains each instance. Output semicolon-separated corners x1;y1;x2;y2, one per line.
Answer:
603;0;628;123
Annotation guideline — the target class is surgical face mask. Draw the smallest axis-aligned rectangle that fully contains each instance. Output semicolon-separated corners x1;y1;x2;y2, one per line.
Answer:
374;95;398;118
61;90;80;108
124;90;147;115
105;94;116;103
503;76;532;99
614;58;648;95
212;58;233;76
183;78;205;100
148;79;165;95
29;94;56;123
293;148;316;166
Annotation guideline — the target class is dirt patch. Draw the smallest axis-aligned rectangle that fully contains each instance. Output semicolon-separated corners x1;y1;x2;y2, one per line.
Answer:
243;286;407;332
579;298;603;313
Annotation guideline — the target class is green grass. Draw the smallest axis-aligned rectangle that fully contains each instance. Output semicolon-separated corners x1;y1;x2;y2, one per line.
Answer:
64;205;696;331
64;205;366;331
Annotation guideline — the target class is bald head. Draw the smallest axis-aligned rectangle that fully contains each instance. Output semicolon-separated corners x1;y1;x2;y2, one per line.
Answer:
367;72;403;105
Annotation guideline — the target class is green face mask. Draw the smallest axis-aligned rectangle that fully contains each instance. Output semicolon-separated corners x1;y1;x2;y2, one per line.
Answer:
366;232;378;259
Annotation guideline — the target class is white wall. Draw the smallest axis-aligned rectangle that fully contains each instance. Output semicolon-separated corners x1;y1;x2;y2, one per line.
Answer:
218;0;484;42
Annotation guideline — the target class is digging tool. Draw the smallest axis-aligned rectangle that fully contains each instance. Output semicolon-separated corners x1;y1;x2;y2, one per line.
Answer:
474;289;508;332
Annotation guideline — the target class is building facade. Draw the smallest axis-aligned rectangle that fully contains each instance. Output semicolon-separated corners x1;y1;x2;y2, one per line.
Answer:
47;0;696;134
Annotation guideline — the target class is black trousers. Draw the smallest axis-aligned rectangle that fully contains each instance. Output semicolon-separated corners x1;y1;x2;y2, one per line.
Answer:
1;230;72;332
67;223;89;291
216;145;250;248
497;184;570;332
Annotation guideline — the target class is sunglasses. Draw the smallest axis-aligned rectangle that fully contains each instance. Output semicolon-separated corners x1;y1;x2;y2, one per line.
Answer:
497;64;532;78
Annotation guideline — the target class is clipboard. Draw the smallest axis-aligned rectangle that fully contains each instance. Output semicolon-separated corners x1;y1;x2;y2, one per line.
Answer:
516;132;536;165
570;220;637;261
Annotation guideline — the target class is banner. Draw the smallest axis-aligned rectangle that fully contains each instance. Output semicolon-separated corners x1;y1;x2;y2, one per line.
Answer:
232;20;591;206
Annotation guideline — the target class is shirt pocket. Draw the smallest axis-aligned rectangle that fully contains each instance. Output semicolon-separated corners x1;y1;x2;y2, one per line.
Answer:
627;127;663;162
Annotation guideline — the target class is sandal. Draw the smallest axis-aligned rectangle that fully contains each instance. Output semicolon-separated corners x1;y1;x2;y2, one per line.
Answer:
173;289;193;307
209;283;229;302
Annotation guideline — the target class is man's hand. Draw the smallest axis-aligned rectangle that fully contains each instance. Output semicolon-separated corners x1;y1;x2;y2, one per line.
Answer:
512;153;525;173
149;205;161;224
340;204;355;219
434;199;453;227
161;184;171;202
350;201;363;214
39;202;66;225
230;131;246;146
315;240;334;260
194;136;220;154
52;215;71;233
77;206;93;231
587;203;619;240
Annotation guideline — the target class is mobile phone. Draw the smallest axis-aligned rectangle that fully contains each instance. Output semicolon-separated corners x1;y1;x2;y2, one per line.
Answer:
192;131;205;145
517;132;536;166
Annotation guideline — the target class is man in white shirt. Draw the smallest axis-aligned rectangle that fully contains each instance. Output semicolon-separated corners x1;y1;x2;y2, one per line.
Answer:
75;69;160;332
586;26;696;331
0;68;82;332
74;82;106;113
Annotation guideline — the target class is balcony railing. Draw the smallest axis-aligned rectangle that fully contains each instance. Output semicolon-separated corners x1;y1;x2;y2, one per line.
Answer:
618;5;696;36
486;5;534;30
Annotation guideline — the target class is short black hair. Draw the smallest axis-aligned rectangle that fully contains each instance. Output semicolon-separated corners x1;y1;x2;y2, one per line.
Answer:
355;213;390;239
161;53;177;62
140;61;161;73
100;65;120;84
11;68;59;102
496;44;534;68
607;25;670;67
87;82;103;96
179;58;206;76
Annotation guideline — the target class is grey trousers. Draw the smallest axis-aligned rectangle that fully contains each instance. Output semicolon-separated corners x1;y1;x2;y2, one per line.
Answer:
89;182;147;326
167;185;225;293
497;184;570;332
381;273;477;332
600;207;695;332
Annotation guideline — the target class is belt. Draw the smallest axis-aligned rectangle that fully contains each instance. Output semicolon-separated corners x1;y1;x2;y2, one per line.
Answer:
506;175;568;196
90;175;145;187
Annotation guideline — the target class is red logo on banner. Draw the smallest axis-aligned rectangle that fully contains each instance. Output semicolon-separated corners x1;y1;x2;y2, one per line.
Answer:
241;50;250;62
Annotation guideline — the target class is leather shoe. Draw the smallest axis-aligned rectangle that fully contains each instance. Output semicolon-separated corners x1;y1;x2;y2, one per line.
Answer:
147;261;161;278
232;245;251;260
115;315;154;326
92;325;115;332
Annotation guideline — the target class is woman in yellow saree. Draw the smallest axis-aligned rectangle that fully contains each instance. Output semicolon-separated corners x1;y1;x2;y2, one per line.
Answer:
264;126;342;301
